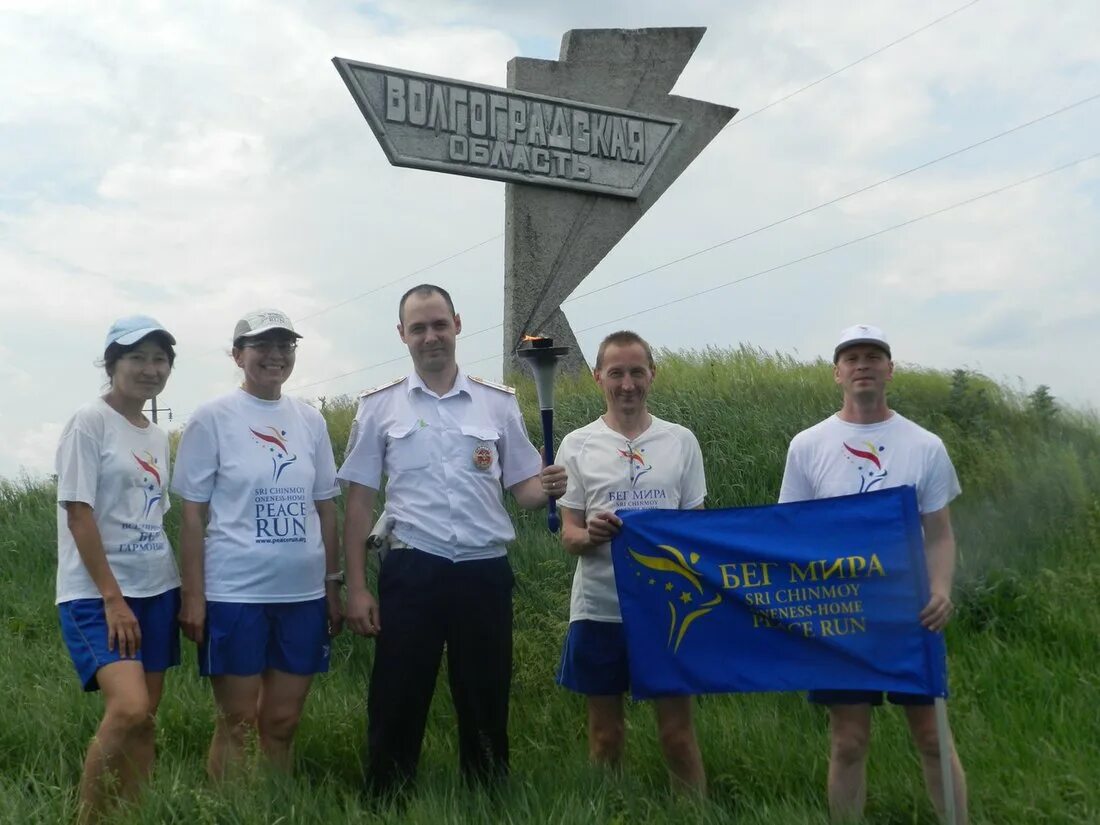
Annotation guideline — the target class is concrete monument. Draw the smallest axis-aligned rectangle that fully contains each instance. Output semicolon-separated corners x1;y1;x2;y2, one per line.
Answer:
334;27;735;374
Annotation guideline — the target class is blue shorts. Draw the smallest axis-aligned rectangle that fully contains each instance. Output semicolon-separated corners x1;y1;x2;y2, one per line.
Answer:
557;619;629;696
59;588;181;692
809;689;935;706
200;598;330;677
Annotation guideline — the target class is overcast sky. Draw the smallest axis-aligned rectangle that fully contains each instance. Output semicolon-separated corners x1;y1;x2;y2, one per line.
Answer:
2;0;1098;480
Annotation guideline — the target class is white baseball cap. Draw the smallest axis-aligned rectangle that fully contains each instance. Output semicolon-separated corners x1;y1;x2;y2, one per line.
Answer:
104;315;176;351
833;324;891;362
232;309;302;344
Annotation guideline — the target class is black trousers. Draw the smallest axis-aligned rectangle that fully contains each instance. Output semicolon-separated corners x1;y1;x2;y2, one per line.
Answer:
366;548;514;794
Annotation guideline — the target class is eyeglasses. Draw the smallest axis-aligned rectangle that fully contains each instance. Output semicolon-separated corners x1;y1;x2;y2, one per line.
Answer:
242;339;298;354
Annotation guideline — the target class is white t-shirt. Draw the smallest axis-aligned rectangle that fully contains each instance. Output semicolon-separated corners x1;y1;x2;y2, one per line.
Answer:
55;398;180;604
557;415;707;623
779;412;961;513
171;389;340;603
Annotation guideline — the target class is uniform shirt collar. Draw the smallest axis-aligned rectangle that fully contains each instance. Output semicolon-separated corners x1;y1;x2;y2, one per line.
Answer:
407;367;471;400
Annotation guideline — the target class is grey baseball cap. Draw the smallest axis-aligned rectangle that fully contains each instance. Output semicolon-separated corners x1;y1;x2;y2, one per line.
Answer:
232;309;303;344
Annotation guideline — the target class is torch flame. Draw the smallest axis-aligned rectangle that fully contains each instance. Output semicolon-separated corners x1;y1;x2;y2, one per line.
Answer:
522;334;545;342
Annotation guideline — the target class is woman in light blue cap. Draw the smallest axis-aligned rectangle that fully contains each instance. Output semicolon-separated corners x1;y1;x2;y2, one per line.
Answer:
55;315;181;824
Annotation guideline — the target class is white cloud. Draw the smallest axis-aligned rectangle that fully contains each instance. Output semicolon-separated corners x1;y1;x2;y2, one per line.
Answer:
98;126;274;199
0;346;33;392
8;421;64;478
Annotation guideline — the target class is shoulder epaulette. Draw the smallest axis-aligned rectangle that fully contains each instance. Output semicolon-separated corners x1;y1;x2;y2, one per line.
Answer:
468;375;516;394
358;376;407;399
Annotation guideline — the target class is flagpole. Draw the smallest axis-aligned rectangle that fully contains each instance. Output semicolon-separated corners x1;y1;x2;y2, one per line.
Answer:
934;697;957;825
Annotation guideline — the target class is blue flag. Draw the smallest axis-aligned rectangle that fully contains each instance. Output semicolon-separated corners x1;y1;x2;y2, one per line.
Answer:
610;486;946;699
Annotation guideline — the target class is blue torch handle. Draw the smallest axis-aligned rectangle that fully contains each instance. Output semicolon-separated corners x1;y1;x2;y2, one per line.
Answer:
540;407;559;533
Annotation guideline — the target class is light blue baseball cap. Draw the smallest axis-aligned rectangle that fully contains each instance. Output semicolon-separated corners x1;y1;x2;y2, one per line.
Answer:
104;315;176;351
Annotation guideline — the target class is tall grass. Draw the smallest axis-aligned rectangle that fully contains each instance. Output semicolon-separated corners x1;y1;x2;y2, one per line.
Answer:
1;349;1098;823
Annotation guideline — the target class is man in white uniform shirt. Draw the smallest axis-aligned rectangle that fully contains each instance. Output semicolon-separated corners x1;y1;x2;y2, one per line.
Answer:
556;330;707;793
339;283;566;795
779;324;968;823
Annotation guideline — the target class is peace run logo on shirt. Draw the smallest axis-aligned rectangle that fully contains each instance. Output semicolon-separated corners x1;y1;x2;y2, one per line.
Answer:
842;441;889;493
131;451;163;519
249;425;298;483
618;443;652;487
120;449;166;553
607;442;667;510
253;485;309;544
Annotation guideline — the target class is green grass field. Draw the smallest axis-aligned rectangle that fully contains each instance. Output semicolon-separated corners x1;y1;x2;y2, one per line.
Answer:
2;348;1098;823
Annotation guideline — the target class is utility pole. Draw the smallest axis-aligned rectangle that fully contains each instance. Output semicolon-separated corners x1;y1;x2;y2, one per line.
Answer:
144;397;172;424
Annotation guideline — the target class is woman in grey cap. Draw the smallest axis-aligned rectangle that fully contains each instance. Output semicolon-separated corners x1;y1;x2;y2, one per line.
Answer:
172;309;342;779
55;315;181;824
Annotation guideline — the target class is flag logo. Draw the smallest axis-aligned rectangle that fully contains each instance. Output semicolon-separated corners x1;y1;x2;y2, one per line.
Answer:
627;543;722;652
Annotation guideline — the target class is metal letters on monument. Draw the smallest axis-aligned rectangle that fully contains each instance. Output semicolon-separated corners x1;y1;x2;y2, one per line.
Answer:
334;61;681;199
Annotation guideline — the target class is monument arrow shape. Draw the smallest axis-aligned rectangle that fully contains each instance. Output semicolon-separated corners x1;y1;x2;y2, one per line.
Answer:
334;27;736;375
503;27;736;375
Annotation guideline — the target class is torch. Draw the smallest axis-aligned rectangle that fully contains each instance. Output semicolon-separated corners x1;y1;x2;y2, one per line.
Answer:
516;335;570;533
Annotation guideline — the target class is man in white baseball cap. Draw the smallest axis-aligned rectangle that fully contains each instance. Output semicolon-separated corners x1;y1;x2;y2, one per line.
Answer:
779;324;968;823
832;323;890;363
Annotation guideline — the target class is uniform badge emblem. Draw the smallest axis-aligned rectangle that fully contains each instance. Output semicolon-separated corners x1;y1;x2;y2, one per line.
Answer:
473;444;493;470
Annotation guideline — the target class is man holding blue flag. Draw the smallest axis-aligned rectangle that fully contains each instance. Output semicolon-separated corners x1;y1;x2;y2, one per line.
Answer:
555;330;708;793
779;324;968;823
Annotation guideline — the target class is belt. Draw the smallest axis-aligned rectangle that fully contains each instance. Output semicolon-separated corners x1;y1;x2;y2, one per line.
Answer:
384;538;507;562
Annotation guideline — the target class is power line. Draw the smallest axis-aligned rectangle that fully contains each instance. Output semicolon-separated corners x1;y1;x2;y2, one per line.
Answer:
196;0;1075;400
282;3;979;337
284;150;1098;395
287;310;505;392
288;353;410;392
734;0;983;125
305;86;1096;354
296;234;502;324
572;151;1100;335
565;90;1100;304
197;233;501;357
